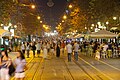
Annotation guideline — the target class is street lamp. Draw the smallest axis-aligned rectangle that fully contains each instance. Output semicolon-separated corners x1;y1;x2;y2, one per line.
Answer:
21;4;36;9
9;23;12;26
37;16;40;20
43;24;46;28
14;25;17;28
85;27;87;29
63;15;67;20
62;20;64;23
1;24;3;26
59;23;62;25
69;4;73;9
91;24;95;27
91;27;93;29
97;22;101;25
40;21;43;23
31;5;35;9
106;21;109;25
113;17;117;20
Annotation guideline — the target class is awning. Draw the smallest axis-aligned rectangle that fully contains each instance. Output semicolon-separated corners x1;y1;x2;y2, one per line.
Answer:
90;30;118;38
74;34;84;38
0;29;11;37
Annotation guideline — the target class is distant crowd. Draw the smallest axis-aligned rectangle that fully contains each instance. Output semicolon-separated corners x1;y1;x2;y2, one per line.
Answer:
0;38;120;80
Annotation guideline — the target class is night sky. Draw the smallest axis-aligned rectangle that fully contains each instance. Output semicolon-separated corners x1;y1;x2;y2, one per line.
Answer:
35;0;67;28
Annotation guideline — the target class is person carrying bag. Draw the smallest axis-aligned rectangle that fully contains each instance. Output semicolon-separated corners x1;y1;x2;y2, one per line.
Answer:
0;50;15;80
14;50;26;80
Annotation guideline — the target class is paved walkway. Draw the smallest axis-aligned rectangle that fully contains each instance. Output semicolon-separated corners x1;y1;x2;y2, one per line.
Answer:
9;51;120;80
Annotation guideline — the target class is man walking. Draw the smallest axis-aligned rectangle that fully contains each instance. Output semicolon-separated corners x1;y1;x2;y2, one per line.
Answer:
36;42;41;57
31;42;36;57
66;42;72;62
74;41;79;61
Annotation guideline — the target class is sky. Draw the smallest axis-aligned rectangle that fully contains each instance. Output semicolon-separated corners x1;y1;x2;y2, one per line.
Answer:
35;0;68;29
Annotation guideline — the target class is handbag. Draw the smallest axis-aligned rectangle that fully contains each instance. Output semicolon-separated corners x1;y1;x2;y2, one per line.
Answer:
9;63;15;76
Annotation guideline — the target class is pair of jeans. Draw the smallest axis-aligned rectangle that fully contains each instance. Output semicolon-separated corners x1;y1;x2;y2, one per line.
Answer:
33;50;35;57
74;52;78;61
68;53;71;62
37;50;41;57
22;50;25;54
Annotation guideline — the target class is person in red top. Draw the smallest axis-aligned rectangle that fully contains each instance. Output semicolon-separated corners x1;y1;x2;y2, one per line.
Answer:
61;41;66;55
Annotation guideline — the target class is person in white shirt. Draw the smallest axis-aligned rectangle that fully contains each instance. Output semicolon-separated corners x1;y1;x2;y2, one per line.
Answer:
21;42;26;54
103;44;108;51
73;42;79;61
43;42;48;59
102;43;108;58
47;42;50;54
36;42;41;57
66;42;72;62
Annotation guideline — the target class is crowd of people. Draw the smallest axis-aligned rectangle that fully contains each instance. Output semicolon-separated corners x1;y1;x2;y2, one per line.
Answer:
0;50;26;80
79;41;120;60
19;40;80;62
0;38;119;80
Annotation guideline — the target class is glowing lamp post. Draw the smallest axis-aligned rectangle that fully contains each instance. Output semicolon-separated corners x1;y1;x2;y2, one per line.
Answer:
113;17;117;20
63;15;67;20
37;16;41;20
106;21;109;25
69;4;73;9
31;5;35;9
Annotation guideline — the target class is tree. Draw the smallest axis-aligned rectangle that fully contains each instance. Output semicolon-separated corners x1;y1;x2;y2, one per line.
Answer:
0;0;16;24
64;0;120;33
63;0;87;33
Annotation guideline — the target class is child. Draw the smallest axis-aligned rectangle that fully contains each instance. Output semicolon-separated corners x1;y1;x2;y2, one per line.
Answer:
95;47;100;60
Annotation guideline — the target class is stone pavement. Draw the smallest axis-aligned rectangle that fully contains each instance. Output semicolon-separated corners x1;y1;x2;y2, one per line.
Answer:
23;54;92;80
9;52;120;80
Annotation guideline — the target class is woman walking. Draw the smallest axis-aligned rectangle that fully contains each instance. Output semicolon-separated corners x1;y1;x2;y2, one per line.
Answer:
0;50;11;80
56;44;60;57
43;42;48;59
26;42;30;58
14;50;26;80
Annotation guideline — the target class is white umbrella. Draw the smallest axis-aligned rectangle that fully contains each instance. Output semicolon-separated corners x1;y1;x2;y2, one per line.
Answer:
90;30;118;38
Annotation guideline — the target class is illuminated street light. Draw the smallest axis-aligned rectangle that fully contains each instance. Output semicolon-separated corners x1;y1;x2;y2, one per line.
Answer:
20;4;36;9
106;21;109;25
43;24;46;27
62;20;64;22
37;16;41;20
97;22;101;25
59;23;61;25
58;25;60;26
63;15;67;20
1;24;3;26
91;24;95;27
91;27;93;29
45;27;48;30
85;27;87;29
113;17;117;20
9;23;12;26
14;25;17;28
69;4;73;9
31;5;35;9
40;21;43;23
